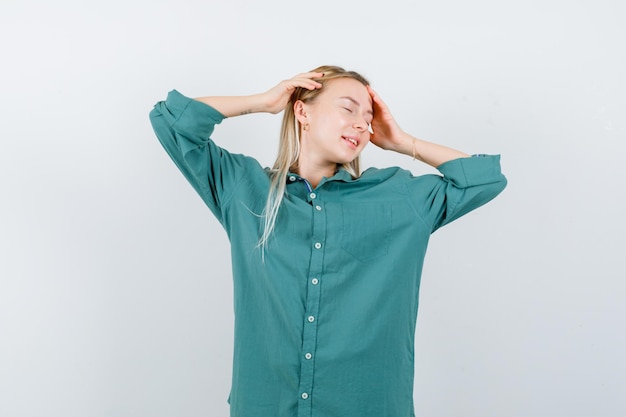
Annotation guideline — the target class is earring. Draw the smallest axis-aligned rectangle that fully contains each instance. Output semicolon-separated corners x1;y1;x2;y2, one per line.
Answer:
303;123;310;131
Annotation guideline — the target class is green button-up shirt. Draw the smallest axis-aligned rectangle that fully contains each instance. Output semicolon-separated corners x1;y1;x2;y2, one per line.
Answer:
150;90;507;417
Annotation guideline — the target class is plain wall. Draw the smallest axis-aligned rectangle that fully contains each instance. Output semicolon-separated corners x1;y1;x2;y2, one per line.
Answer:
1;0;625;416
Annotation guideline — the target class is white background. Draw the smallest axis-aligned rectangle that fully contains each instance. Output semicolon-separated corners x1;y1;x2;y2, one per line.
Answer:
1;0;625;416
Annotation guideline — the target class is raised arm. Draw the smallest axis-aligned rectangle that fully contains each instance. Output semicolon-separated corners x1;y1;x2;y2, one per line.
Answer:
367;86;470;168
194;72;325;117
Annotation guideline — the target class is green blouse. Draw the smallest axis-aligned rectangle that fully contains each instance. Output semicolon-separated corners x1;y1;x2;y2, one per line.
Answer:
150;90;507;417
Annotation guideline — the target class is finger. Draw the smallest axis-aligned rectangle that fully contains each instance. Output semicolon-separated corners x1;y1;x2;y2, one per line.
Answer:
290;72;325;85
367;86;394;118
290;72;325;88
289;77;323;91
295;71;325;79
367;85;385;106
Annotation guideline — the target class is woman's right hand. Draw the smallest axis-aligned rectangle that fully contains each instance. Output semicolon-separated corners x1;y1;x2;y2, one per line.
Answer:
194;72;323;117
260;72;324;114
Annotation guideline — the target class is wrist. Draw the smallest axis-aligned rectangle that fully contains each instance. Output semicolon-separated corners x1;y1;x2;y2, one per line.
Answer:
240;94;268;115
396;134;416;158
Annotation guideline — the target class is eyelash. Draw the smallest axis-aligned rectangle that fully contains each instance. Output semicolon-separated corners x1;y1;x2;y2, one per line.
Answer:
343;106;373;125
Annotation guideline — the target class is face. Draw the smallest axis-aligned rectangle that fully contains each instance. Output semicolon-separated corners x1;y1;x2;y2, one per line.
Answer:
297;77;373;167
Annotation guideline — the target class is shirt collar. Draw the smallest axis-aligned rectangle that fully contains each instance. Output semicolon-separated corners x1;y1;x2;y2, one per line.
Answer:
286;167;357;186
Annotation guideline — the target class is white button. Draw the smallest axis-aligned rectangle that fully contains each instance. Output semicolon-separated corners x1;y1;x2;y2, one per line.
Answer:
314;242;322;249
289;176;296;181
301;392;309;400
308;316;315;322
315;205;322;211
309;192;316;199
305;352;312;360
311;278;319;285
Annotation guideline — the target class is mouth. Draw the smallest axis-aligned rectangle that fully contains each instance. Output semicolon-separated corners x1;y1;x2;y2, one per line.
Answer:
342;136;359;149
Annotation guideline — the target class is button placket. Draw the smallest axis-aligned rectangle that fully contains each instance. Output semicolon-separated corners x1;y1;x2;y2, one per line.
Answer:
297;189;326;417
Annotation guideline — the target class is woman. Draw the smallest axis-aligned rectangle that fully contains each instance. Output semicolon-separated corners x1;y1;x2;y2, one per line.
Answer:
150;65;507;417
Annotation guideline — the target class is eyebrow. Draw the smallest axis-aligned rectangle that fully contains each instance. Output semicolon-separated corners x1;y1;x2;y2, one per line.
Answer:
339;96;374;116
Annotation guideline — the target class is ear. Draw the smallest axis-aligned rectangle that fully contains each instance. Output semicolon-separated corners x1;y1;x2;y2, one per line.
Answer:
293;100;308;126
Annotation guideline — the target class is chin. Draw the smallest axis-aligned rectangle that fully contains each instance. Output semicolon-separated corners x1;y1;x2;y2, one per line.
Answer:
337;155;359;165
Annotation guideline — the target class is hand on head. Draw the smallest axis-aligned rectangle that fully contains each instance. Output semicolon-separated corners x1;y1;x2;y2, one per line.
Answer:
261;72;325;114
367;85;411;152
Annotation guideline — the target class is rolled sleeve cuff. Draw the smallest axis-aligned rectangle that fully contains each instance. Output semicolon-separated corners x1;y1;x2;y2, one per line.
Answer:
165;89;226;142
437;155;505;188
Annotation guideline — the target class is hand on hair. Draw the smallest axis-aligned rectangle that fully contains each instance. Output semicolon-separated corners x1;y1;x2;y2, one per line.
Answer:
261;72;324;114
367;86;414;154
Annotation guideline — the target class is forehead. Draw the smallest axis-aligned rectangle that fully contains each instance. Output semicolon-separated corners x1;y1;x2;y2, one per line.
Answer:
321;78;372;108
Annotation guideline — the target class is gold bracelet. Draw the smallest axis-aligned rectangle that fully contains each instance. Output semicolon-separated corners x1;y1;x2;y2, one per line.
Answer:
412;139;417;161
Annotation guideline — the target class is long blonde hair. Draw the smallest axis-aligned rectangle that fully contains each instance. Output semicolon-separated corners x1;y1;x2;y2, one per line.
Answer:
258;65;370;251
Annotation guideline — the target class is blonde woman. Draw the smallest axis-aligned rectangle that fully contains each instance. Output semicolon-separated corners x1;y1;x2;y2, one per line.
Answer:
150;65;507;417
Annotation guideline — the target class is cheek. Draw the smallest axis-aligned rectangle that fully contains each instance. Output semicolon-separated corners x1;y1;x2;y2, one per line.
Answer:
317;114;346;131
336;114;353;127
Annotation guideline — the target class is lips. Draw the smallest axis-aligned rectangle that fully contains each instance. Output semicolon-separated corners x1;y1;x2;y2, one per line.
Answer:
342;136;359;149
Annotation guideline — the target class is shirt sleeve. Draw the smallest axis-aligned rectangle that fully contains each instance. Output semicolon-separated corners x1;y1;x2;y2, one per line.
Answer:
407;155;508;232
149;89;247;223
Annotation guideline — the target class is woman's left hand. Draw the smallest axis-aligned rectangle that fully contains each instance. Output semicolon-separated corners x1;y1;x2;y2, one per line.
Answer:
367;86;413;155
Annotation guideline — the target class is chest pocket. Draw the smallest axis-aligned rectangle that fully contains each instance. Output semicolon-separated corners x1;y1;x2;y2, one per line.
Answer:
340;203;391;262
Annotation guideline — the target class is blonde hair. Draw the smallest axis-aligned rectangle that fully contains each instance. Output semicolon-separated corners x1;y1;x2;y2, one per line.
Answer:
259;65;370;252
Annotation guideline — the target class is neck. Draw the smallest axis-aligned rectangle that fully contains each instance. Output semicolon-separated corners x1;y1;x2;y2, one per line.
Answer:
296;157;337;189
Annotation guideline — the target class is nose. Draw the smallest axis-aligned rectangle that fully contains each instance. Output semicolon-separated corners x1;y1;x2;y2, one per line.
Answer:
353;117;368;132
